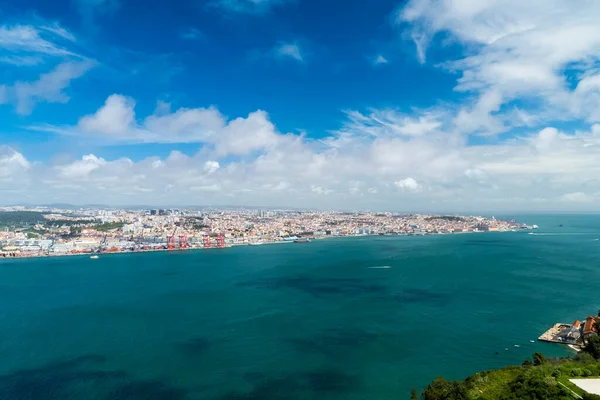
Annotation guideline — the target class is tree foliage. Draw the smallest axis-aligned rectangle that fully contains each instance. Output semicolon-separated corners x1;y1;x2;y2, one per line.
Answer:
498;372;569;400
0;211;46;227
585;335;600;359
532;352;546;366
419;349;600;400
422;377;468;400
93;222;125;232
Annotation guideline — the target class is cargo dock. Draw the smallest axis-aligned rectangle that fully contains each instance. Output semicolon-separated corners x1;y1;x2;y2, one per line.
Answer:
538;319;587;351
538;323;570;343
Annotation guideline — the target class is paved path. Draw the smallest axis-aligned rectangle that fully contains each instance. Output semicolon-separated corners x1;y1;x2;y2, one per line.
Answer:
570;379;600;396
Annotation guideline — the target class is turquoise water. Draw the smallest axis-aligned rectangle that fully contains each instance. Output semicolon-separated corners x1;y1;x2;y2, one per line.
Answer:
1;215;599;399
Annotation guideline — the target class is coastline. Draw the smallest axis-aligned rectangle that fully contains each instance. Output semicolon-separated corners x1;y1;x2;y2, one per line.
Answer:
0;229;521;261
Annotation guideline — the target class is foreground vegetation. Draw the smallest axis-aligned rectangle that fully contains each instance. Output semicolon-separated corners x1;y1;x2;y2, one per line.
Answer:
414;337;600;399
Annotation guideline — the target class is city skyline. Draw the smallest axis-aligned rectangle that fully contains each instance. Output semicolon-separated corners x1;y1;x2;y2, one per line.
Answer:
1;0;600;212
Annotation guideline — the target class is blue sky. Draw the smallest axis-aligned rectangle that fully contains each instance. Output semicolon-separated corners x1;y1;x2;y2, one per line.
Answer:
1;0;600;211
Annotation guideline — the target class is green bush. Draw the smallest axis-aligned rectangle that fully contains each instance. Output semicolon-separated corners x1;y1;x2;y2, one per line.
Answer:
422;377;469;400
584;335;600;359
533;352;546;366
575;352;596;364
499;373;569;400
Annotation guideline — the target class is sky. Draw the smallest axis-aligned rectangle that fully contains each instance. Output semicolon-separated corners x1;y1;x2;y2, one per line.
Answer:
1;0;600;212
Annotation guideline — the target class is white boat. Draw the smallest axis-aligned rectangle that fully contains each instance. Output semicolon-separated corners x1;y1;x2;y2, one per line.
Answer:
249;242;264;246
90;255;99;259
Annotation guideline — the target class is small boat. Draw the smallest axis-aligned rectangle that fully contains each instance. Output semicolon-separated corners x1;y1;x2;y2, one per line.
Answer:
514;345;520;348
294;238;311;243
530;340;535;343
249;242;264;246
90;255;99;259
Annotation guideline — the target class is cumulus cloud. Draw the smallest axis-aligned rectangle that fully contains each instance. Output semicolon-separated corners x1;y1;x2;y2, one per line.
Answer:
9;95;600;211
78;94;136;136
33;94;294;157
204;161;220;174
4;1;600;211
394;178;421;192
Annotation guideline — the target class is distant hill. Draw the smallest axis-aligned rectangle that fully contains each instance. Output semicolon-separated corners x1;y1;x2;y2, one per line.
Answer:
0;211;47;227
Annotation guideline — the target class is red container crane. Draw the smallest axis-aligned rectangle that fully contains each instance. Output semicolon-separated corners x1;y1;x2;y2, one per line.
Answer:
217;233;225;248
179;235;188;249
167;228;177;250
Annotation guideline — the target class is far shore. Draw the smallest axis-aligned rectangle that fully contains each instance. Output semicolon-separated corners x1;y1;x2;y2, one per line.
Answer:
0;229;525;261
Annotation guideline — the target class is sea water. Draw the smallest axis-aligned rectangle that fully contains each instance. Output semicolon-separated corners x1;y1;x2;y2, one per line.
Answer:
0;214;599;399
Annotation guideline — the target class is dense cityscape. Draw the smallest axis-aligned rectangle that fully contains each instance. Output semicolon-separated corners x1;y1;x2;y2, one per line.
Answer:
0;206;534;258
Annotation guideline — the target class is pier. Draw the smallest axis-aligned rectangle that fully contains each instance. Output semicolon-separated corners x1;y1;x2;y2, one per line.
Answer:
538;322;583;350
538;323;570;343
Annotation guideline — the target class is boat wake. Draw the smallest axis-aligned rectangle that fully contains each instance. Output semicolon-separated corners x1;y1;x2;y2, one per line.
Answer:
369;266;391;269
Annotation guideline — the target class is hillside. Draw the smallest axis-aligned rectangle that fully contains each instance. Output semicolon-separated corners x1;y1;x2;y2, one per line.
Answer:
415;338;600;400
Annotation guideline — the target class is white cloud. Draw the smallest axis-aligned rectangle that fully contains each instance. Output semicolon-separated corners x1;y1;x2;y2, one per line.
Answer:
39;23;76;42
397;0;600;132
78;94;136;136
11;61;94;115
0;146;30;193
394;178;422;192
0;24;79;60
275;42;303;62
373;54;388;65
311;185;332;195
0;23;92;115
1;1;599;212
204;161;220;174
57;154;107;179
6;116;600;211
560;192;593;203
34;94;293;157
0;55;44;66
411;32;428;64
